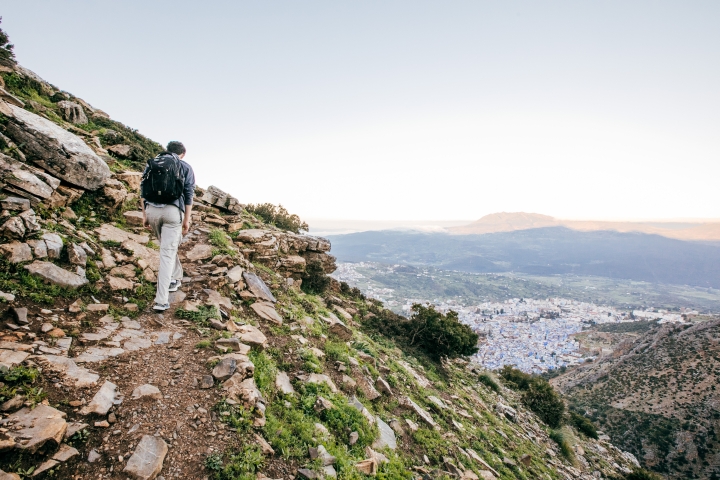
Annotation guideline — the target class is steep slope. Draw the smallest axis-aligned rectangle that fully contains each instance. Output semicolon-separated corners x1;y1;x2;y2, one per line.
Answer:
0;44;643;480
553;320;720;479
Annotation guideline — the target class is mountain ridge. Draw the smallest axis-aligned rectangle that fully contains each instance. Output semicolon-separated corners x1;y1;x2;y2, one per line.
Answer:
450;212;720;242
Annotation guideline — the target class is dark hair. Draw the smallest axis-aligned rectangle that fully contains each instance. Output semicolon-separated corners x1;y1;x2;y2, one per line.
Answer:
166;141;186;155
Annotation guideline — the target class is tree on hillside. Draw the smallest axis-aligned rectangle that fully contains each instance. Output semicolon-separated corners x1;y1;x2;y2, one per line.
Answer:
0;18;16;67
405;304;479;360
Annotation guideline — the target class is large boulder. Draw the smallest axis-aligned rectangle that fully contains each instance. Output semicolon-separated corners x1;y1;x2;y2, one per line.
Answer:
56;100;88;124
24;261;88;288
2;104;111;190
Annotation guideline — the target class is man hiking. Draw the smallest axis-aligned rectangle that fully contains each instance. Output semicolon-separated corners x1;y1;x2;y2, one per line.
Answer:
140;141;195;311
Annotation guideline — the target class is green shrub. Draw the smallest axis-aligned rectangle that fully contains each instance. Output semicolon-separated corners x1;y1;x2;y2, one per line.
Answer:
208;444;264;480
568;411;598;439
549;429;574;461
0;18;15;66
245;203;308;233
176;305;220;327
478;373;500;393
301;260;331;295
500;366;565;428
405;304;479;360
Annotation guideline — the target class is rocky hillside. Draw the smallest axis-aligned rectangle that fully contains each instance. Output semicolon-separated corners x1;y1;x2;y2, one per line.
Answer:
553;320;720;479
0;37;643;480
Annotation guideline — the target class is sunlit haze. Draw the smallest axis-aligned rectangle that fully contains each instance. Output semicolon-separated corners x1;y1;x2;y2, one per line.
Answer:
3;2;719;222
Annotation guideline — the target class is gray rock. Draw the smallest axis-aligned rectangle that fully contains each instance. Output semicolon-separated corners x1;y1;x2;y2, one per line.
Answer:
242;272;276;303
215;337;245;352
95;224;149;245
56;100;88;124
372;417;397;450
275;371;295;395
0;217;25;238
24;261;88;288
41;233;63;259
26;239;47;258
11;307;27;324
68;243;87;266
4;404;67;453
80;381;117;416
349;431;359;445
329;320;353;340
0;242;32;263
399;396;437;429
4;169;54;199
3;104;110;190
375;377;392;396
209;318;226;330
307;373;339;393
226;265;244;283
250;302;283;325
18;210;40;233
87;449;101;463
185;243;213;261
200;375;214;389
123;435;168;480
212;358;237;381
1;196;30;211
234;324;268;348
131;384;162;400
0;395;24;412
309;444;336;466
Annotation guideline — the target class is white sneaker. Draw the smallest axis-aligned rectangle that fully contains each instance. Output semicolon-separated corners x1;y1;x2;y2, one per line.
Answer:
169;280;181;292
153;303;170;311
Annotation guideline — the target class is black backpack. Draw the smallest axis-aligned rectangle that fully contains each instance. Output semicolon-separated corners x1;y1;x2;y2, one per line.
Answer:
141;153;184;203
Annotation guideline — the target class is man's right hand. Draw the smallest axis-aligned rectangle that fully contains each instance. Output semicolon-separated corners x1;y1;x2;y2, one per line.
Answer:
143;214;150;230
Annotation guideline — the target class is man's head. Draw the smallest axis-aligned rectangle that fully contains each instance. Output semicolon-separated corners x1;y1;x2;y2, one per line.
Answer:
166;141;186;158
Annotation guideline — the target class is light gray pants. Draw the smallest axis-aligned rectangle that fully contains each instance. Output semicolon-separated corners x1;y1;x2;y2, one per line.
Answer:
145;204;183;305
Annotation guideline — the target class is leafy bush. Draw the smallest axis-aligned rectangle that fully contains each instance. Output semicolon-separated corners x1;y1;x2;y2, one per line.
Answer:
500;366;565;428
301;260;331;295
549;429;574;461
478;373;500;393
569;411;598;439
245;203;308;233
405;304;479;360
362;304;479;361
0;17;15;67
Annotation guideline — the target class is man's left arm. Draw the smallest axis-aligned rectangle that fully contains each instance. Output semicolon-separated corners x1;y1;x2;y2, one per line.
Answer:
182;165;196;235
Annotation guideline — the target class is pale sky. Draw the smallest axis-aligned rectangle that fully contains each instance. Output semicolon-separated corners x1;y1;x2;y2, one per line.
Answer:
3;1;719;222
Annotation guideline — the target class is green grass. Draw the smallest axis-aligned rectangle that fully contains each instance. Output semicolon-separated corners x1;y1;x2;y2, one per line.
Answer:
248;350;277;397
0;366;45;406
209;228;236;257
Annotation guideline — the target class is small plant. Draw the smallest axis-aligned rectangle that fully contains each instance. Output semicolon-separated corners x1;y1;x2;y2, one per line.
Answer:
500;366;565;428
624;468;664;480
324;341;349;363
204;453;224;472
195;339;212;349
176;305;221;327
209;228;236;257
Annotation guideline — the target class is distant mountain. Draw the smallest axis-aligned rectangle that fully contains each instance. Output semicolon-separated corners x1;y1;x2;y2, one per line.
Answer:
328;227;720;289
449;212;720;242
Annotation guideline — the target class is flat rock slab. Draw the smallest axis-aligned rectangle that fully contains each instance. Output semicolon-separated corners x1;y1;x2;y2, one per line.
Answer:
0;350;29;371
5;404;67;453
185;243;213;261
124;337;152;351
38;355;98;387
4;103;111;190
203;289;233;310
373;417;397;450
132;384;162;400
122;240;159;271
234;324;268;348
81;380;117;415
275;371;295;395
123;434;168;480
399;396;437;429
95;224;149;245
307;374;338;393
243;272;276;303
24;261;88;289
250;302;283;325
75;347;125;363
